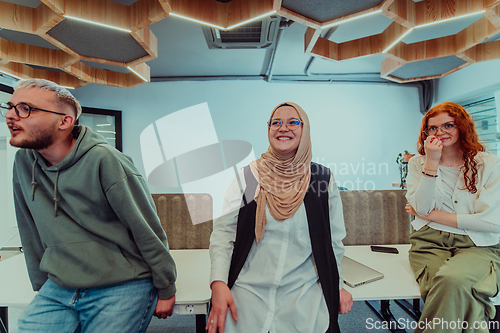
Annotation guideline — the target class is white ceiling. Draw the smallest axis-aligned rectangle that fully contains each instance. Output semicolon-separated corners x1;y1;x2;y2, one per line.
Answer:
147;14;390;82
145;9;498;83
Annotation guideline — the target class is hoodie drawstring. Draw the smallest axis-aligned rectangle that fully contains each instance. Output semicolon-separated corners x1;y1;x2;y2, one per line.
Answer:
53;171;60;217
31;155;60;217
31;156;38;201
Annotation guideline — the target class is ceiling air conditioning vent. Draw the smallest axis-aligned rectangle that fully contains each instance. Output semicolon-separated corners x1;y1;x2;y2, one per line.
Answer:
202;16;280;49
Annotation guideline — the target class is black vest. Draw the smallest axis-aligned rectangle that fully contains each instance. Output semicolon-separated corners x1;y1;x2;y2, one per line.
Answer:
227;162;340;333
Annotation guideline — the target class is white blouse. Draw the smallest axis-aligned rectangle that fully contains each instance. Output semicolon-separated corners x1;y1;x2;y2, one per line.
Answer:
406;152;500;246
209;168;346;333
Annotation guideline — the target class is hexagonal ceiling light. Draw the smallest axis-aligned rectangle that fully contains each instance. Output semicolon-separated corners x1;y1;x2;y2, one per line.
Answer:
0;0;170;88
274;0;500;83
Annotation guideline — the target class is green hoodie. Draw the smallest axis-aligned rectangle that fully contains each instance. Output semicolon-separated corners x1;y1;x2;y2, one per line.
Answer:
13;125;176;299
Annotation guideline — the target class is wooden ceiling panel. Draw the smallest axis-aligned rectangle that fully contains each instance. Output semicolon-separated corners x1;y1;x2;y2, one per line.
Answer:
34;3;63;34
339;35;383;60
311;37;339;61
168;0;228;28
40;0;64;15
62;0;131;31
0;38;76;68
275;5;321;29
385;0;415;28
464;39;500;62
403;36;457;61
130;0;170;30
301;0;500;83
2;61;88;87
455;16;498;52
0;2;37;33
0;0;169;88
65;60;150;87
130;26;158;62
1;0;500;86
304;27;321;53
167;0;274;30
0;57;9;67
226;0;273;27
484;4;500;28
485;0;500;9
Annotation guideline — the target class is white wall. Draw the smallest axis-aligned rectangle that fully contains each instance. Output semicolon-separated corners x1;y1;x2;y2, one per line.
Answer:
435;59;500;104
73;80;423;194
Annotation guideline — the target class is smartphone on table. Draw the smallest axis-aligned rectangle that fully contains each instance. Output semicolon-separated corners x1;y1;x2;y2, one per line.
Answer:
370;245;399;254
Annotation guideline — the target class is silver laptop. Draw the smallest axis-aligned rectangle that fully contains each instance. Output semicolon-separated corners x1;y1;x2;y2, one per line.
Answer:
341;256;384;287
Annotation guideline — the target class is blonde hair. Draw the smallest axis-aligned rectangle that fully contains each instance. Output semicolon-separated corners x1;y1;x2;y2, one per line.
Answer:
14;79;82;119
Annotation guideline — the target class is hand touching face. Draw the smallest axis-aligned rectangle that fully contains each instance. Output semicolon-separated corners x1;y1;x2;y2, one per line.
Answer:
424;112;459;161
424;136;443;163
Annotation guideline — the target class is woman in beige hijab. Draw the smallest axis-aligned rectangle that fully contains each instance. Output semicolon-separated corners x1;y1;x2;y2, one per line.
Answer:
207;102;352;333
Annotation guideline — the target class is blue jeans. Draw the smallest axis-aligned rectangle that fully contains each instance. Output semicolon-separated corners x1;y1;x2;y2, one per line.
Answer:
18;278;158;333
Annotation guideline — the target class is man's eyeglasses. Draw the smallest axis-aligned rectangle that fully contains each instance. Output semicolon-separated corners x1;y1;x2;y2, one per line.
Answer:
0;102;66;119
268;118;302;131
424;122;457;136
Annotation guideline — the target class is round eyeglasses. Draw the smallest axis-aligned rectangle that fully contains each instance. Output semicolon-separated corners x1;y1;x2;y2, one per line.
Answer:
268;118;302;131
0;102;66;119
424;122;456;136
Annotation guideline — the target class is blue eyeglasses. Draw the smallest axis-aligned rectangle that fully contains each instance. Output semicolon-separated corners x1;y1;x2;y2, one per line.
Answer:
268;118;302;131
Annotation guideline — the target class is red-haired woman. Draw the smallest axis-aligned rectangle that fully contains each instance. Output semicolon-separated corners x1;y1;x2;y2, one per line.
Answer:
405;102;500;333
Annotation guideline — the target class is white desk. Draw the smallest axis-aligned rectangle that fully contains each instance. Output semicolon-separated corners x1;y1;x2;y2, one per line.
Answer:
0;249;35;333
0;249;211;333
344;244;421;333
344;244;420;301
0;245;421;333
0;250;36;308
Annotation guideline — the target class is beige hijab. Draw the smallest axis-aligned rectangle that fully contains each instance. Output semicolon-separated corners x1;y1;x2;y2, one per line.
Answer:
252;102;312;243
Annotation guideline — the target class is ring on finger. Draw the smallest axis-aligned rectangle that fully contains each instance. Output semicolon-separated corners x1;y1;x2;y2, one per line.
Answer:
210;319;214;324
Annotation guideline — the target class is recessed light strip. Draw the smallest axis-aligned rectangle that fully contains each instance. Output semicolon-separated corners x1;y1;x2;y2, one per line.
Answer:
0;69;22;80
169;13;226;30
64;16;131;33
322;10;383;29
226;10;277;30
383;28;414;53
415;11;486;29
127;67;148;82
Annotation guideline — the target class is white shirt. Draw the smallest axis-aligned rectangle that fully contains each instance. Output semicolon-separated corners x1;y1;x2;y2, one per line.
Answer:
209;168;346;333
428;166;467;235
406;152;500;246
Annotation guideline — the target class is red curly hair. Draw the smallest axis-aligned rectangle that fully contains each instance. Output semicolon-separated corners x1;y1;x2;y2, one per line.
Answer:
417;102;485;194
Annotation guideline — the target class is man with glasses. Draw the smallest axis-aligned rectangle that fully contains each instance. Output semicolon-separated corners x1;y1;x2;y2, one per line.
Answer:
1;79;176;332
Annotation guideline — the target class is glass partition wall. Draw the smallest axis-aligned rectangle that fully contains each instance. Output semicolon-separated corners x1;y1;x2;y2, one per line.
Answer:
0;84;20;247
78;107;123;151
462;97;499;157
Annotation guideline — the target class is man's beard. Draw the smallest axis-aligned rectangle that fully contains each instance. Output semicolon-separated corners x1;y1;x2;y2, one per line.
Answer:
11;126;55;150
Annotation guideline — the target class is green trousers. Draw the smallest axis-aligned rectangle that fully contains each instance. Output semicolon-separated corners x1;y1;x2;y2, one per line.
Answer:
409;226;500;333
